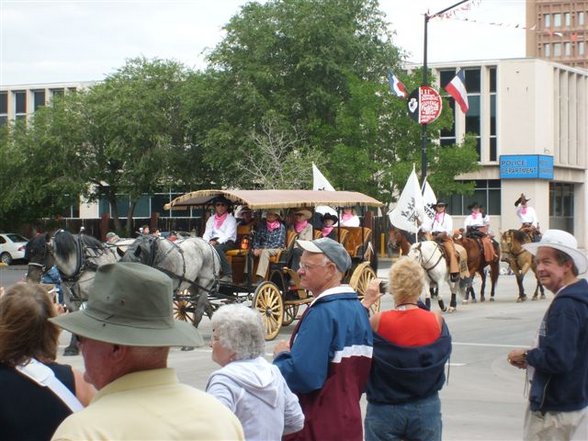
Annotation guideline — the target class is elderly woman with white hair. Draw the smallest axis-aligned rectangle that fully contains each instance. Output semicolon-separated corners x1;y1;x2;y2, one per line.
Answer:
206;304;304;441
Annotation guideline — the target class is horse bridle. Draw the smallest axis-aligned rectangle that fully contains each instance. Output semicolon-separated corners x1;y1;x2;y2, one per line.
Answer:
413;242;445;276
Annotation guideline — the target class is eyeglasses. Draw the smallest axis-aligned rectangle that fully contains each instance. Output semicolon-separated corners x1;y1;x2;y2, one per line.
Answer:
299;262;330;271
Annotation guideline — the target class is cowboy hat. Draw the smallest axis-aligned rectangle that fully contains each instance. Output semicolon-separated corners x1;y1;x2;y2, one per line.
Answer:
467;202;481;211
264;209;283;219
321;213;339;224
523;229;588;275
433;200;448;208
49;262;204;347
211;195;233;206
294;208;313;220
514;194;531;207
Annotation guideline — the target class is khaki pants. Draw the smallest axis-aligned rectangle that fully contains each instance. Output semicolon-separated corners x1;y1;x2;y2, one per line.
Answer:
254;248;282;278
524;404;588;441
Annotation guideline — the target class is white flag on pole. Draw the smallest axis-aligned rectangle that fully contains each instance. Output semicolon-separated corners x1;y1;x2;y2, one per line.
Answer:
312;163;338;216
312;163;336;191
421;179;437;223
388;166;425;233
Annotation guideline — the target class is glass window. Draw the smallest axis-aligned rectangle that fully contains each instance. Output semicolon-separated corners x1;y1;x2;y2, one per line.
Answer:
553;43;561;56
134;196;150;218
51;89;64;99
151;193;171;216
465;95;480;134
446;180;501;215
579;12;585;26
579;42;585;55
0;116;7;127
440;70;456;89
544;14;551;28
33;90;45;111
0;92;7;114
554;13;561;27
564;13;571;27
15;91;26;114
564;42;571;56
464;68;481;93
544;43;551;57
489;67;496;93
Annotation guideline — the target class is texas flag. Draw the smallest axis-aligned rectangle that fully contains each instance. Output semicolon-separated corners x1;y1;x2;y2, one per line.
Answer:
387;69;408;98
444;69;469;114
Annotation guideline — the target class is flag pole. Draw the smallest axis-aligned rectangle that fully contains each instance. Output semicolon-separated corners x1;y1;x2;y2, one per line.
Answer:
421;0;471;183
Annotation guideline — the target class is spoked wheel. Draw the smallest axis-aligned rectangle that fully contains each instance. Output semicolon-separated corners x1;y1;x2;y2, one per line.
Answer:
173;291;195;324
282;304;300;326
349;262;380;314
253;281;284;341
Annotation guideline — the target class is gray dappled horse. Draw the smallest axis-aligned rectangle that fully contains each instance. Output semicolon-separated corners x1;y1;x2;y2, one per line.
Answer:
121;235;220;330
26;230;120;355
407;241;466;313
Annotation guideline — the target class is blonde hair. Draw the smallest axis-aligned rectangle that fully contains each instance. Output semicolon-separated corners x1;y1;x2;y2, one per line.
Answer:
389;257;425;305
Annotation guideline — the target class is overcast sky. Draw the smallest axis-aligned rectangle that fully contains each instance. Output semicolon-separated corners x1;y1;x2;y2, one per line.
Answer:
0;0;526;86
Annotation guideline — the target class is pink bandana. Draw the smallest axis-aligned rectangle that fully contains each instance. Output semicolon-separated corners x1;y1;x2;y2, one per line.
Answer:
214;212;228;229
342;213;353;222
521;207;527;215
294;220;308;234
471;212;479;220
321;226;334;237
266;220;280;232
435;213;443;222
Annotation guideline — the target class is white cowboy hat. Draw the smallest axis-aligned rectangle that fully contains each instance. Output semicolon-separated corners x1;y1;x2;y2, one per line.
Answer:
523;229;588;275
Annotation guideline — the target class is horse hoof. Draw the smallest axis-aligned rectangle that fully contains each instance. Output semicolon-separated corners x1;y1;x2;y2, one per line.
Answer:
63;347;79;356
489;298;495;302
540;295;546;300
462;299;469;304
517;296;527;303
531;297;538;301
480;297;485;303
181;346;195;352
447;307;456;313
471;298;477;304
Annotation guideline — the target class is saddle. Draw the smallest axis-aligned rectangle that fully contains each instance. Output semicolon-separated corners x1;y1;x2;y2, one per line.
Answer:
520;225;542;243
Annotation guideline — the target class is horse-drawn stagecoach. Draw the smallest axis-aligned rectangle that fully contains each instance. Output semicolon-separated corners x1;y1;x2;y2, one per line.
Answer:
26;189;384;347
163;189;384;339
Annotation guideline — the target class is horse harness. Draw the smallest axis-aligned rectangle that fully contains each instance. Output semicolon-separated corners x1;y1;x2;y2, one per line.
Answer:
413;242;445;280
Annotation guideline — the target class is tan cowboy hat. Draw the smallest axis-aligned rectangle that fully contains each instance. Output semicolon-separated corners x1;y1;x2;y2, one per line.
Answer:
523;230;588;275
294;208;313;220
264;209;283;219
49;262;204;347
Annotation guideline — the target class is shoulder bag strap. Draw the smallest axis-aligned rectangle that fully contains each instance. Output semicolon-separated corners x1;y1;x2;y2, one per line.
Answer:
16;358;83;412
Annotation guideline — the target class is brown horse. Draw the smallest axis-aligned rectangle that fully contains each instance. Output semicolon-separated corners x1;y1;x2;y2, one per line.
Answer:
500;229;545;301
453;231;500;302
388;227;413;256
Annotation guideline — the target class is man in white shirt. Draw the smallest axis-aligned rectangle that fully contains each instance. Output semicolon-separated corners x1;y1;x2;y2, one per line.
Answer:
424;201;459;282
514;194;541;242
203;196;238;282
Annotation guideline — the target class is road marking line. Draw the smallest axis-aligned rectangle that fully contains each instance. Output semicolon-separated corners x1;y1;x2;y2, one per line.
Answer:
453;341;526;348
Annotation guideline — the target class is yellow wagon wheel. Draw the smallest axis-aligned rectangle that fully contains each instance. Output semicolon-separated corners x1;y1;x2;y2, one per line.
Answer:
253;281;284;341
282;304;300;326
349;262;380;314
173;291;195;324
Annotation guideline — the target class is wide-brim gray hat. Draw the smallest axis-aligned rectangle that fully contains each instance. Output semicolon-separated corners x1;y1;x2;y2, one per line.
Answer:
523;229;588;275
296;237;352;273
49;262;203;347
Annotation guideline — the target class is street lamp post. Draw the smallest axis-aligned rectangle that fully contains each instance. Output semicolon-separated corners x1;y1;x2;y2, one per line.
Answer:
420;0;471;183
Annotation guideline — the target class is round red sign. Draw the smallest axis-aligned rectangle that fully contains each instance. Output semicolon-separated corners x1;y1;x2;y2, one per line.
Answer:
406;86;443;125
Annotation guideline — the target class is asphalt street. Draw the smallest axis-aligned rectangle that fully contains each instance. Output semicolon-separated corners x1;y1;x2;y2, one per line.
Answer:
1;261;583;441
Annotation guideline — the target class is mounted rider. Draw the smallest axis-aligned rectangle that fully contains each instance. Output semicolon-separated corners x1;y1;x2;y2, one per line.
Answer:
514;193;541;242
464;202;497;264
422;200;460;282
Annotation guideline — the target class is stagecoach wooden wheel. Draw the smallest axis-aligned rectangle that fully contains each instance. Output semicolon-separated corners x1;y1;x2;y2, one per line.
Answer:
282;304;299;326
253;282;284;341
349;262;380;314
173;292;195;324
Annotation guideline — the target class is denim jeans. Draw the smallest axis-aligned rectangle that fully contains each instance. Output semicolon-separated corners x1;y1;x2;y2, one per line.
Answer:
364;393;442;441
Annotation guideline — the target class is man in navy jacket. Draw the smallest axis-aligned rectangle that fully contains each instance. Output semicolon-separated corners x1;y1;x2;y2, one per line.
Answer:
507;230;588;441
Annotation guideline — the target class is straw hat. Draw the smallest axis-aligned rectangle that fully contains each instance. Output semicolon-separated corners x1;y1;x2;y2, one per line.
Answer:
523;229;588;275
294;208;313;220
49;262;204;347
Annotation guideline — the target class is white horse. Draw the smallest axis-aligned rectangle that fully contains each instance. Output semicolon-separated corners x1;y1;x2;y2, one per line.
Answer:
407;241;465;312
121;235;221;328
26;229;120;355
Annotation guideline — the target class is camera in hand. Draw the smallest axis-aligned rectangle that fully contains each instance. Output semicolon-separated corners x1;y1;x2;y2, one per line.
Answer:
379;280;388;294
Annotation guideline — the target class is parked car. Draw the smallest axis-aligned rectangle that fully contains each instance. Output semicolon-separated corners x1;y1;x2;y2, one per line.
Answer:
0;233;28;265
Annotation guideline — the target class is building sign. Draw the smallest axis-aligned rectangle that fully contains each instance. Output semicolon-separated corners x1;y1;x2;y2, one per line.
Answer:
407;86;442;125
499;154;554;180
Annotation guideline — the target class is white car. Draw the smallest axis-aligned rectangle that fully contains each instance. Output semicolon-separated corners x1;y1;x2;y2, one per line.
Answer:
0;233;29;265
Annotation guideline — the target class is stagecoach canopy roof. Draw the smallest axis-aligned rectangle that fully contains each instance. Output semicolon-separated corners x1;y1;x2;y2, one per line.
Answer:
164;189;383;210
